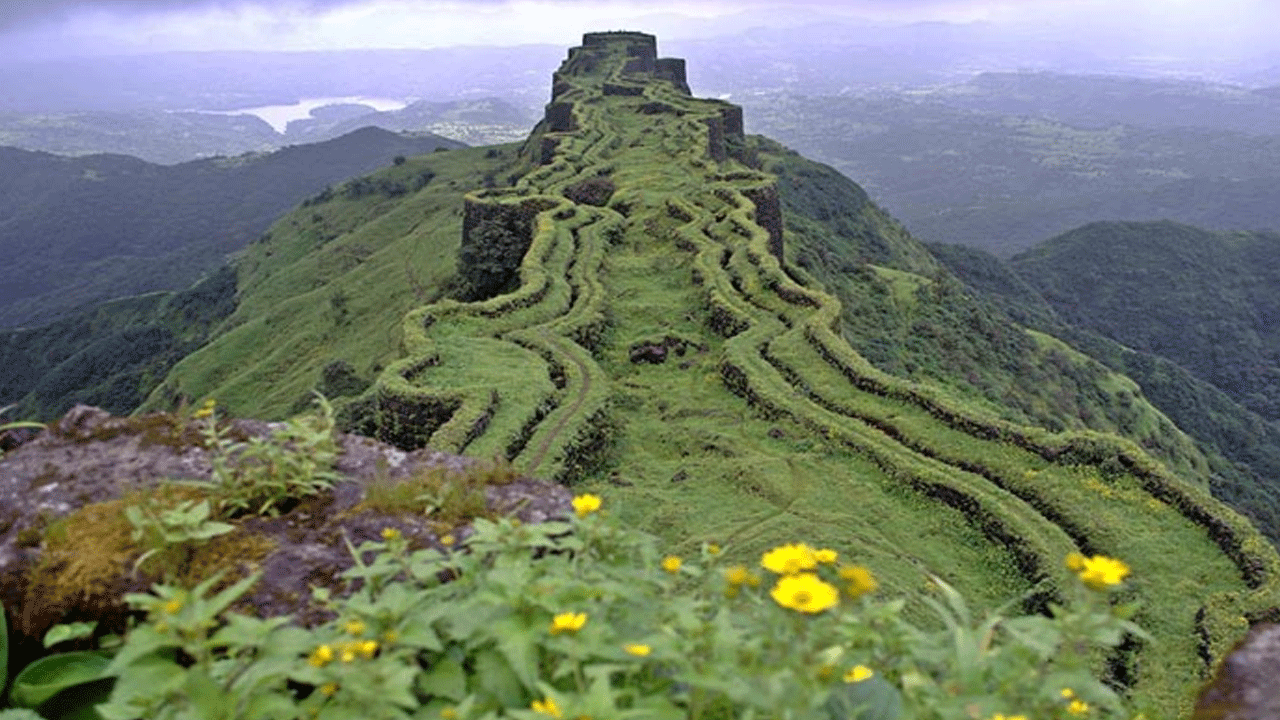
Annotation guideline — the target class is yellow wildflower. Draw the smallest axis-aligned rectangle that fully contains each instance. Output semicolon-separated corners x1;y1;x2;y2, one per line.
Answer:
550;612;587;634
439;708;459;720
706;543;722;555
359;640;378;659
163;598;184;615
340;644;357;663
193;399;216;420
661;555;682;573
844;665;874;683
531;698;562;718
440;534;456;547
838;565;878;597
380;527;401;541
319;682;339;697
1068;553;1130;590
1068;699;1090;716
770;572;840;614
571;494;602;518
814;548;838;564
761;543;818;575
1061;688;1076;699
623;643;651;657
307;644;334;668
724;564;761;587
989;715;1028;720
383;629;400;644
344;619;366;636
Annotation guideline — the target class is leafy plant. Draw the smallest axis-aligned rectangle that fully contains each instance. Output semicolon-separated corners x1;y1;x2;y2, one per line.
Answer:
124;496;235;576
196;395;340;517
79;494;1143;720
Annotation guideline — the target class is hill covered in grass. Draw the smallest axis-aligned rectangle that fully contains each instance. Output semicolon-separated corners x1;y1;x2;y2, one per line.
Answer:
931;239;1280;547
1012;221;1280;422
0;127;463;328
137;32;1279;712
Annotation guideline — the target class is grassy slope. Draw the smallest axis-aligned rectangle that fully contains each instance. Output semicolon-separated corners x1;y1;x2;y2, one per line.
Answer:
145;36;1280;713
0;128;463;327
932;239;1280;545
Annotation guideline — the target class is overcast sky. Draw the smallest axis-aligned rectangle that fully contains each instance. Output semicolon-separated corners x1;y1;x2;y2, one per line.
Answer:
1;0;1275;60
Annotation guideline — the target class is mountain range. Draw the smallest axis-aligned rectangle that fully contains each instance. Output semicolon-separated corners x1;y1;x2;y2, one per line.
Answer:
2;31;1278;715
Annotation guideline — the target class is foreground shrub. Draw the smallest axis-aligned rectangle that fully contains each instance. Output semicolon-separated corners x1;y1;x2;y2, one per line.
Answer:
27;495;1142;719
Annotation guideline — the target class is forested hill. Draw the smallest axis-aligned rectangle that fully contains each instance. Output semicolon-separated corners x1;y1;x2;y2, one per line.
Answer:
136;32;1280;712
0;127;463;328
1012;221;1280;422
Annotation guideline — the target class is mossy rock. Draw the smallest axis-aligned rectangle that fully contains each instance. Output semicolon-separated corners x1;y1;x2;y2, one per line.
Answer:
0;405;571;666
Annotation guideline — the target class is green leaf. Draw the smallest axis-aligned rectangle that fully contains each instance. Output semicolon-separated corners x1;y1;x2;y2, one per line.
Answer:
492;617;540;689
416;658;468;701
97;650;185;720
825;675;903;720
472;648;526;707
29;677;114;720
44;622;100;649
201;572;262;618
9;650;114;708
0;710;45;719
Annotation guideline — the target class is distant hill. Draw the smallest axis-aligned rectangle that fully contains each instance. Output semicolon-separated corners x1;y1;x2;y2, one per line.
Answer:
0;267;237;419
1011;220;1280;422
283;98;535;147
941;71;1280;134
0;109;282;164
0;98;533;164
0;127;463;327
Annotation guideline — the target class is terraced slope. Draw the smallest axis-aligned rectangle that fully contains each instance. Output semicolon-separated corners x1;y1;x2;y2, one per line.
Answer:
148;33;1280;711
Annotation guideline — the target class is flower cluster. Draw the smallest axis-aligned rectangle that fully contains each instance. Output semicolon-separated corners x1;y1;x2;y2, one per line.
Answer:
758;542;875;615
531;697;562;718
549;612;587;635
571;493;602;518
192;398;217;421
306;639;379;667
1066;552;1130;591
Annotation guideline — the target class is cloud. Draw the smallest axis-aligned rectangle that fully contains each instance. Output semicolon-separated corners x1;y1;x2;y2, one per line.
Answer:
0;0;370;31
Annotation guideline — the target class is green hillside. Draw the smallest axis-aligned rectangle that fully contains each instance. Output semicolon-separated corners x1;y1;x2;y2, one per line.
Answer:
0;266;236;419
1012;221;1280;422
0;127;463;328
142;33;1280;712
932;240;1280;545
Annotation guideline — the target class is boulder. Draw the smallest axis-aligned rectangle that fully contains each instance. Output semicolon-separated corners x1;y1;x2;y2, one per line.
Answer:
0;405;571;660
1195;623;1280;719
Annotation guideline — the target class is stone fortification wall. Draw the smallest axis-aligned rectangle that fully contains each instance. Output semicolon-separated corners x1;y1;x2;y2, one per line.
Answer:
459;193;562;300
741;183;785;261
702;102;749;164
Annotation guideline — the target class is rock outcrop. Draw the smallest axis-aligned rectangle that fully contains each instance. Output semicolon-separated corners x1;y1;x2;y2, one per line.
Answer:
0;405;570;662
1195;623;1280;719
